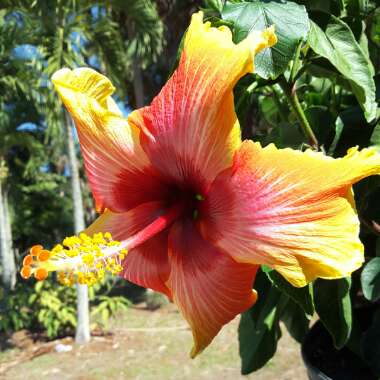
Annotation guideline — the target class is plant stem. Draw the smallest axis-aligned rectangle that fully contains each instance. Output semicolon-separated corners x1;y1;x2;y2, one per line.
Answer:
279;76;319;149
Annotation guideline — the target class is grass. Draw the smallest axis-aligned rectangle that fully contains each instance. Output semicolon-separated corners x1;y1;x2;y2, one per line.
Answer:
0;303;307;380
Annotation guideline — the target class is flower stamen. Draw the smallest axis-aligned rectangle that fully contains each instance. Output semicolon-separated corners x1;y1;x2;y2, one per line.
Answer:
20;232;128;286
30;244;43;256
20;201;186;286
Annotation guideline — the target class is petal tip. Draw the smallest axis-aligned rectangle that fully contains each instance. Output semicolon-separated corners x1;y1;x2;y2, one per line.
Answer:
51;67;115;106
51;67;71;85
191;10;204;24
190;345;202;359
246;25;277;57
186;10;236;51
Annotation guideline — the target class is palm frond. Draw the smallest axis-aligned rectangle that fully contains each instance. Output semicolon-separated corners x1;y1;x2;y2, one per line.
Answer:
108;0;165;65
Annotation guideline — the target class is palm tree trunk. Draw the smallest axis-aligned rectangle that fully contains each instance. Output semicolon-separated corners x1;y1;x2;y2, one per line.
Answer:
4;188;16;289
0;180;7;286
132;58;145;108
65;111;90;344
0;180;16;292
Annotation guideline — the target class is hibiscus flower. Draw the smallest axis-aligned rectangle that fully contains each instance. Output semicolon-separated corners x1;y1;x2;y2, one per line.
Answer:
21;12;380;356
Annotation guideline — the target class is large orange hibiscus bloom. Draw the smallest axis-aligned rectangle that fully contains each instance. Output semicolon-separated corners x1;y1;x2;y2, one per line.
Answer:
21;12;380;356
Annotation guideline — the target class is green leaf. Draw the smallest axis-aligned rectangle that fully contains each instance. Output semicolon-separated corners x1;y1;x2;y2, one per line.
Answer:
370;123;380;148
222;0;309;79
280;299;310;343
308;17;376;122
238;270;287;374
265;269;314;317
314;277;352;349
344;0;374;16
358;22;374;75
370;8;380;48
264;122;307;149
204;0;224;13
361;258;380;302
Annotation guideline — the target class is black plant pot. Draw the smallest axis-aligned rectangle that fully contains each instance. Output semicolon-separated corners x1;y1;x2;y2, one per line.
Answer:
301;320;376;380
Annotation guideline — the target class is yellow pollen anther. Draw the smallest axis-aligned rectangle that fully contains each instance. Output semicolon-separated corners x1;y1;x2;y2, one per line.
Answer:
35;267;48;281
23;254;33;266
51;244;63;254
20;265;32;279
30;245;43;256
82;252;95;266
37;250;50;262
20;232;128;286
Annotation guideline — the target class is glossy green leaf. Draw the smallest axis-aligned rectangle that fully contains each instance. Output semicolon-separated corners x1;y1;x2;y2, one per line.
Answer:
308;17;376;122
238;270;286;374
361;258;380;302
265;269;314;317
358;21;374;74
314;277;352;349
222;0;309;79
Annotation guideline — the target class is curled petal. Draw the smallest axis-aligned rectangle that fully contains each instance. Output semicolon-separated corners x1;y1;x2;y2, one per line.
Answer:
129;12;276;192
86;202;171;297
202;141;380;287
52;68;169;213
167;219;258;357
